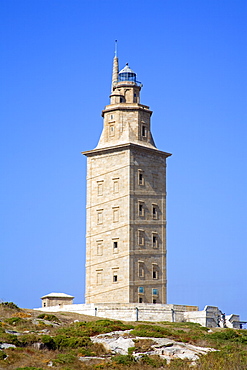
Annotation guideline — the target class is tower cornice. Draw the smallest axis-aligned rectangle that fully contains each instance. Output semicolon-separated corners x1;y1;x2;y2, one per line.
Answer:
82;143;172;158
102;103;152;117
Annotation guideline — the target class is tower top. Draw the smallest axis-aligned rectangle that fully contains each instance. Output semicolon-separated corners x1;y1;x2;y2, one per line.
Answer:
95;55;158;150
118;63;137;83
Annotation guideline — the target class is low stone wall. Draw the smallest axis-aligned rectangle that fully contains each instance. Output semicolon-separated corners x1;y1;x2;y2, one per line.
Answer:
34;302;198;322
33;303;241;328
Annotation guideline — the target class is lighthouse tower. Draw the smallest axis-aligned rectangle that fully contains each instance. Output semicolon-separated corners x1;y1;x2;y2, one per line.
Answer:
83;53;171;304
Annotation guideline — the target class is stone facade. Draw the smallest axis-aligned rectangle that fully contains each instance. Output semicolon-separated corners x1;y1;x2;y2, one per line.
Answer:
83;57;171;304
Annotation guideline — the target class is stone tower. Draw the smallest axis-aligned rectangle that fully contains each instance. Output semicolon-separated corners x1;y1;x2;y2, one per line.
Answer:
83;54;171;304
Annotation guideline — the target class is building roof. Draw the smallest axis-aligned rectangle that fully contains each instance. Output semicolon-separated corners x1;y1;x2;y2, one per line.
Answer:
41;292;74;299
119;63;136;75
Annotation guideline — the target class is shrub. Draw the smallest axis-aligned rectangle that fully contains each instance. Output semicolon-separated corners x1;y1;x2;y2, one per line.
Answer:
140;354;167;367
0;333;21;346
112;354;136;365
131;324;174;338
41;335;56;350
128;346;135;355
58;319;133;337
208;329;240;341
197;347;247;369
54;334;91;349
169;358;191;368
37;314;60;323
83;319;133;335
0;350;7;360
0;302;20;310
53;353;76;364
161;321;208;330
4;317;24;326
19;334;39;346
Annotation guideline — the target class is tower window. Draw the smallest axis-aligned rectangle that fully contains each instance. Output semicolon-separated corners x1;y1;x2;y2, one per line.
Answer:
96;240;103;255
112;267;119;283
113;239;119;253
110;114;114;120
96;271;102;285
138;261;145;278
139;297;143;303
97;181;104;196
141;125;147;137
138;286;144;294
97;210;103;225
139;173;143;184
153;299;157;304
152;270;158;279
138;230;145;246
138;170;144;185
113;207;119;222
152;288;158;296
152;233;158;248
112;177;119;193
152;205;158;219
152;264;159;279
109;125;115;136
139;201;144;217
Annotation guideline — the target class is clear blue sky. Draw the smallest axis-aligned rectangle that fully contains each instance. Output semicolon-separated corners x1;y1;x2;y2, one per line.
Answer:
1;0;246;320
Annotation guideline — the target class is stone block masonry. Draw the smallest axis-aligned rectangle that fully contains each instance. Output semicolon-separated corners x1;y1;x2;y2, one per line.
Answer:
83;55;171;305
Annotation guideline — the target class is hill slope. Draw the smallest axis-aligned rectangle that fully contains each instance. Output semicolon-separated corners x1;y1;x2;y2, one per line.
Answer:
0;302;247;369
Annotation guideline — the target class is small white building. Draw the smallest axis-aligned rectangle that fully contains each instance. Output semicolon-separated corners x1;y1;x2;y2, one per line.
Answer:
41;293;74;308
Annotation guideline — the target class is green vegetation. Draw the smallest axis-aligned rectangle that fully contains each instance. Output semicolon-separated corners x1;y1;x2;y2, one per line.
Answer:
112;354;136;365
207;328;247;345
140;354;167;367
0;351;7;360
0;302;20;310
58;318;133;337
4;317;25;326
53;353;77;365
131;324;175;338
37;314;60;323
131;322;209;344
0;304;246;369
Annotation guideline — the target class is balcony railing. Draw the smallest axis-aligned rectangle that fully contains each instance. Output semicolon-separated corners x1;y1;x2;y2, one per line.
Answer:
113;80;142;87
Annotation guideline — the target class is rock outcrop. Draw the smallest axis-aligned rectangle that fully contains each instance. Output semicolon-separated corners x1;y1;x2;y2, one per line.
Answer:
91;330;217;363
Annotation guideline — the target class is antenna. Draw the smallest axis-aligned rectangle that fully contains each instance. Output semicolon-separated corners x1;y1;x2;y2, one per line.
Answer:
114;40;118;57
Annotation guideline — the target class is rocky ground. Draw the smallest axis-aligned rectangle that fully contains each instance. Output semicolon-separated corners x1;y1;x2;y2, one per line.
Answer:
91;329;217;363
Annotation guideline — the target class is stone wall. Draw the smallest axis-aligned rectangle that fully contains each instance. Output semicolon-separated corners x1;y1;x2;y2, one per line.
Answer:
34;302;241;329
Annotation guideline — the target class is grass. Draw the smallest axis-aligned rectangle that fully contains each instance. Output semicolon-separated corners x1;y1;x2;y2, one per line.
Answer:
131;322;209;344
37;314;60;323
